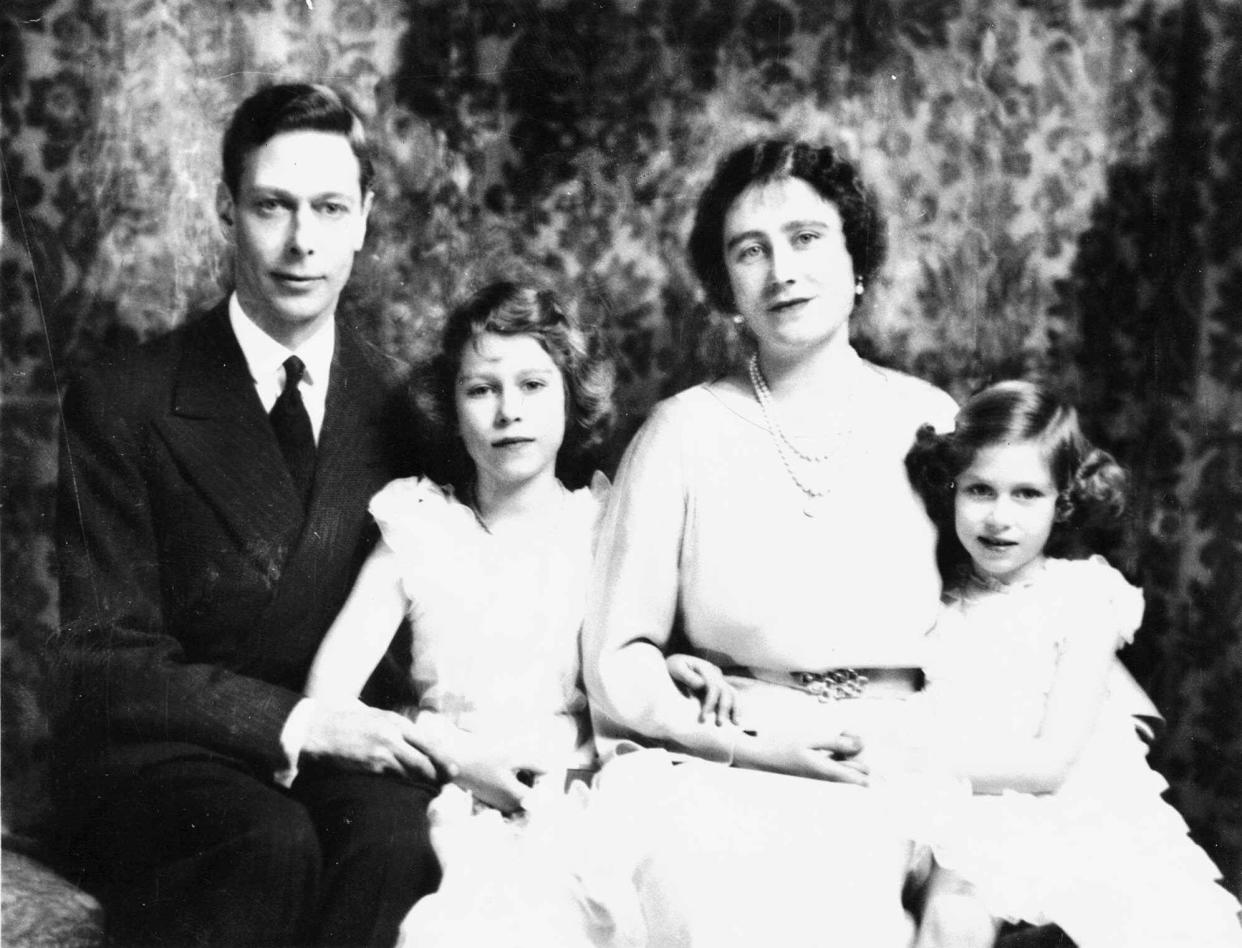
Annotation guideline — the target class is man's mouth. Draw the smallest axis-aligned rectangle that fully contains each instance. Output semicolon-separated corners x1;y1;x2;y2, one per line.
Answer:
271;272;322;285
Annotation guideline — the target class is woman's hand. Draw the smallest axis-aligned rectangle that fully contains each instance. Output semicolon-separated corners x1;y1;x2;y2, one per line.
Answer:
665;653;739;726
732;730;869;785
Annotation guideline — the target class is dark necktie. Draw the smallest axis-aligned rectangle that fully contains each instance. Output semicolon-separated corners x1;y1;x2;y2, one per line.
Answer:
270;355;315;508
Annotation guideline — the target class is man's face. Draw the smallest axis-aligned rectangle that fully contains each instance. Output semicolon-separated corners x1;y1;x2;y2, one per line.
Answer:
217;129;373;347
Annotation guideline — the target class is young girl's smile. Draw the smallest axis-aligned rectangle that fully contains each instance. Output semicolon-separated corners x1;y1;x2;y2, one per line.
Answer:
456;331;567;494
954;440;1058;585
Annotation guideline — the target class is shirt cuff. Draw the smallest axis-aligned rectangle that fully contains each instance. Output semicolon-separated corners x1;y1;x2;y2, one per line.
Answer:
275;698;317;788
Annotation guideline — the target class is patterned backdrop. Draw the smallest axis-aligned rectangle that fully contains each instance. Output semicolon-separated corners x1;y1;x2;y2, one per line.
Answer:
3;0;1240;896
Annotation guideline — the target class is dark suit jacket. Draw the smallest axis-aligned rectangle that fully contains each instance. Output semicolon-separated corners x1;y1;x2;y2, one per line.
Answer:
53;303;417;795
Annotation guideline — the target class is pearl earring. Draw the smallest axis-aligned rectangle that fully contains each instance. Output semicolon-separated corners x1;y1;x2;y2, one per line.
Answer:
732;314;744;326
854;279;865;297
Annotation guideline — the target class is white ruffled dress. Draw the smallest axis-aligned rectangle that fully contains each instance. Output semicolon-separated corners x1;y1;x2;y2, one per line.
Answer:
370;475;644;948
922;556;1242;947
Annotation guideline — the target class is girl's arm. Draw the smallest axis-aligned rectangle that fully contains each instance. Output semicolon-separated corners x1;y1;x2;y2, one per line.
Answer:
941;618;1118;795
305;542;408;701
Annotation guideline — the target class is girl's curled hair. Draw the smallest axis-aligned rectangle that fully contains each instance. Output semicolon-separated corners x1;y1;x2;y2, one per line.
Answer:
414;279;615;489
904;380;1128;577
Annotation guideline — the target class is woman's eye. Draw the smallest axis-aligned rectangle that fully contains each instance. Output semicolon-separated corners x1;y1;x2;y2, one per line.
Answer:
793;230;820;246
464;385;491;398
1015;488;1046;501
319;202;349;216
736;244;764;262
963;483;992;498
521;379;547;393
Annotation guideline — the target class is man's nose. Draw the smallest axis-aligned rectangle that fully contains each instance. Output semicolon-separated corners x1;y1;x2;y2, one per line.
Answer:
287;206;316;256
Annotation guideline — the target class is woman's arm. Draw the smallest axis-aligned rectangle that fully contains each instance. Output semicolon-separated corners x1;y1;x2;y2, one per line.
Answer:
940;618;1118;795
583;403;737;762
583;401;868;780
304;542;409;701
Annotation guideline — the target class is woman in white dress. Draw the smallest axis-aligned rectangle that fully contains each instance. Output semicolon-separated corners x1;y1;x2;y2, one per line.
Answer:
583;140;971;946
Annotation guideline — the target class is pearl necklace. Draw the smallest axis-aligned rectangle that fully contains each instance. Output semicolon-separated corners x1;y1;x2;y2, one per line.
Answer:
748;355;835;517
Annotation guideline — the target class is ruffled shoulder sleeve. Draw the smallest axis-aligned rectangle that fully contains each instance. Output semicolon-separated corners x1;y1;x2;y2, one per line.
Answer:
368;476;475;563
1048;555;1145;650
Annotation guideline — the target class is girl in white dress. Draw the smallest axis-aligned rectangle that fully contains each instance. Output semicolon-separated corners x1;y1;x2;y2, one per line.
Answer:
900;379;1242;947
303;280;646;947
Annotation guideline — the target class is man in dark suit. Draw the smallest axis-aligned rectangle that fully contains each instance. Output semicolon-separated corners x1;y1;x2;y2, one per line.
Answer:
54;83;441;947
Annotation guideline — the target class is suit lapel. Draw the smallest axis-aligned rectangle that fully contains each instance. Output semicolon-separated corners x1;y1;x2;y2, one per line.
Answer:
245;327;405;675
156;305;306;561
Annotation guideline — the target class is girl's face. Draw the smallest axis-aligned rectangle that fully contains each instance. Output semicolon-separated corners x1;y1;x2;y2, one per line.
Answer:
954;440;1058;585
455;331;567;494
722;176;856;361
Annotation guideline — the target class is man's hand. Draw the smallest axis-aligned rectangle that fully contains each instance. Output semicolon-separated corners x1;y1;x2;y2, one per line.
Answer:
732;730;869;785
301;701;451;782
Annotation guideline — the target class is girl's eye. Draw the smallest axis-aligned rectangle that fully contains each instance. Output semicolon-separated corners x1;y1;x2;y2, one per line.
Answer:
463;384;491;398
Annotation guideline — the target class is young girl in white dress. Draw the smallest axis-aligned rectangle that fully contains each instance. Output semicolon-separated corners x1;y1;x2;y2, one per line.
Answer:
303;280;646;947
901;379;1242;947
675;379;1242;947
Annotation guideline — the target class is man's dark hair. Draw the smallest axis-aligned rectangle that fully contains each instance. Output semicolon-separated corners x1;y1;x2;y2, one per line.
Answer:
221;83;375;197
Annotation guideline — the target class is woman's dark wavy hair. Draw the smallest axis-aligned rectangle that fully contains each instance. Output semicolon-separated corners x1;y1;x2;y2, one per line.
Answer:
904;380;1129;582
414;280;615;490
687;138;887;314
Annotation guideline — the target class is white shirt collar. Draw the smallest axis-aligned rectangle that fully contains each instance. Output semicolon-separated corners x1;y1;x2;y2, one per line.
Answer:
228;294;335;390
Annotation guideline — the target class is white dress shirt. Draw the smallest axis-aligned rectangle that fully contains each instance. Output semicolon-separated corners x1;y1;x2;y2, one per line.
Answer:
228;294;334;442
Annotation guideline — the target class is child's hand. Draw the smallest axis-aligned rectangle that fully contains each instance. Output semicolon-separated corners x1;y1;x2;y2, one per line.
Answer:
452;747;545;814
666;653;739;726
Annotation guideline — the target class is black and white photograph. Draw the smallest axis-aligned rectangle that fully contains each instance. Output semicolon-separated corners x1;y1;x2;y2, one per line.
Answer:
3;2;1240;946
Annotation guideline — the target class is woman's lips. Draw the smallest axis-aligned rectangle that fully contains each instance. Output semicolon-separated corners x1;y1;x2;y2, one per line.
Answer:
978;536;1016;550
768;297;810;313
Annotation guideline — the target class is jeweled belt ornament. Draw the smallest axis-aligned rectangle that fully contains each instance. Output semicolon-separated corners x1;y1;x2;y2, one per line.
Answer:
793;668;869;701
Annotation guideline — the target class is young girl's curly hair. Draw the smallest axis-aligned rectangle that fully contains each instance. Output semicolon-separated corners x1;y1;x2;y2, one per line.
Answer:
413;279;616;490
904;380;1128;581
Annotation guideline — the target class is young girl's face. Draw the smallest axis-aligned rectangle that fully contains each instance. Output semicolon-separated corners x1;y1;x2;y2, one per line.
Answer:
455;331;567;493
954;440;1058;585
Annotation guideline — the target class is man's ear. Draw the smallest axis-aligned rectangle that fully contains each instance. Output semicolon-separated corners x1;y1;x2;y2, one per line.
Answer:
216;182;235;228
354;189;375;251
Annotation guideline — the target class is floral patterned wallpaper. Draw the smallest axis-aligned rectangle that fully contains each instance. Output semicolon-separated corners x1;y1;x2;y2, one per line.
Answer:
3;0;1239;896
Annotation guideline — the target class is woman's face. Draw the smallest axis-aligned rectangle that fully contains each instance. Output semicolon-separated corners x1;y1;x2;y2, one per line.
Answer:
954;440;1058;585
455;331;567;494
722;176;857;361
